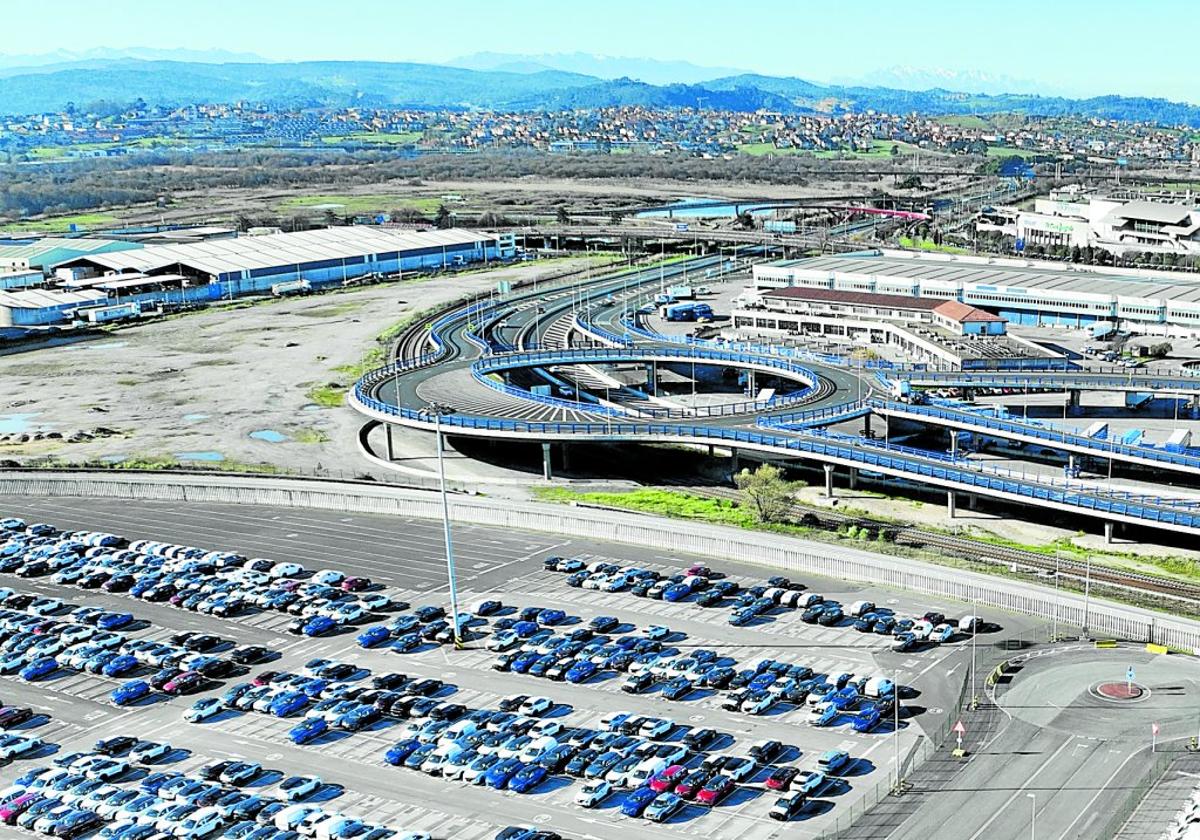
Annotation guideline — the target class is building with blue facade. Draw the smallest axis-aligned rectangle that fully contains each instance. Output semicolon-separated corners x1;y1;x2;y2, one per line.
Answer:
0;227;512;327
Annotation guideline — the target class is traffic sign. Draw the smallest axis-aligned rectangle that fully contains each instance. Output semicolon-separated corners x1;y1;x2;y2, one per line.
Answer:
952;720;966;735
1127;666;1136;682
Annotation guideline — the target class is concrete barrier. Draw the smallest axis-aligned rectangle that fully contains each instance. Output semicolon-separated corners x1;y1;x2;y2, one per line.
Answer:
0;470;1196;654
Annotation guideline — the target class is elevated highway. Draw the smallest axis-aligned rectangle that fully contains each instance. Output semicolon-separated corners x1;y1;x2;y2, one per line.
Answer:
349;255;1200;540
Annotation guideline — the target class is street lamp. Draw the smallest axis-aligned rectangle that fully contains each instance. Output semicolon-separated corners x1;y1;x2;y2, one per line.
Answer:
419;402;462;649
1027;792;1036;840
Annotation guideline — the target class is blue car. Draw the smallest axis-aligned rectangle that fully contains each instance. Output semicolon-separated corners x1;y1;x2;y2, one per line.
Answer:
565;660;597;684
111;680;150;706
511;621;540;638
510;651;541;674
537;609;567;626
269;691;309;717
20;656;57;681
356;627;390;649
302;616;337;637
288;716;328;745
622;786;659;817
97;612;134;631
508;763;547;793
385;738;421;766
662;584;691;602
102;654;139;678
485;758;525;789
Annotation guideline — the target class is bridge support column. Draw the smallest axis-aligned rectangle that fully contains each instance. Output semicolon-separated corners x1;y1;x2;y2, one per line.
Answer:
1068;389;1082;417
862;413;872;438
949;430;959;458
645;363;657;395
385;424;395;461
542;443;553;481
561;444;571;473
947;491;957;519
823;464;835;498
707;444;714;457
1068;454;1077;475
1104;521;1114;545
730;448;740;475
849;467;858;490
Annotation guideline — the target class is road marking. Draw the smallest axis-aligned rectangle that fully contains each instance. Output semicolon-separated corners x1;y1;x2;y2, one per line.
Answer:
1055;745;1148;840
965;736;1075;840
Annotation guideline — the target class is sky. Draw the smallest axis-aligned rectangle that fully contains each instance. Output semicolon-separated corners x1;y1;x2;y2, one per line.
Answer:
6;0;1199;102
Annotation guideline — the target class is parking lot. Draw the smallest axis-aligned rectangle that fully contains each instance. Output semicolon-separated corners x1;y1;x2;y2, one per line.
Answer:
0;496;1038;840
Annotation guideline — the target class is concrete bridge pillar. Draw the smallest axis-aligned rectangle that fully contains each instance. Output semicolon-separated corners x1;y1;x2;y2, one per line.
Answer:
947;491;957;519
731;448;741;474
862;413;873;438
950;430;959;458
1068;389;1083;417
1104;521;1114;545
385;424;395;461
848;467;858;490
1068;454;1077;474
561;444;571;473
823;464;835;498
542;443;553;481
708;444;715;457
646;362;657;395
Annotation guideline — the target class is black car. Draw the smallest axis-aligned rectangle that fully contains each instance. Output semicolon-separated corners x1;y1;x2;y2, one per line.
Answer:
371;673;409;690
565;748;599;777
184;634;225;652
622;672;655;694
750;739;785;764
414;605;445;623
149;667;183;690
196;658;237;679
406;678;444;697
683;727;719;751
199;760;234;781
703;667;736;689
230;645;271;665
589;616;620;633
497;694;528;712
428;703;467;721
696;590;725;608
94;735;138;756
318;663;357;681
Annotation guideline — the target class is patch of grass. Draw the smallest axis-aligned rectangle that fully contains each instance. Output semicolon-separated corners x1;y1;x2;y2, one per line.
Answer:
897;236;970;255
321;131;423;145
0;212;117;233
82;455;290;474
288;427;330;444
985;145;1039;159
294;300;366;318
937;115;991;130
306;384;348;408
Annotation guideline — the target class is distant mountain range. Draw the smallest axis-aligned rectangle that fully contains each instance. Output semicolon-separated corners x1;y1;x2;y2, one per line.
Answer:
1;57;1198;126
449;52;751;86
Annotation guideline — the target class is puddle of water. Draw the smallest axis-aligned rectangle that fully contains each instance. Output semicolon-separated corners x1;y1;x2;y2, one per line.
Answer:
0;413;52;434
175;451;225;462
182;414;209;422
249;429;290;443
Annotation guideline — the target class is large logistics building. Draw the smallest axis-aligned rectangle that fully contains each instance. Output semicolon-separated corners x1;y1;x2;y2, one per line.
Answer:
752;249;1200;337
1;226;513;327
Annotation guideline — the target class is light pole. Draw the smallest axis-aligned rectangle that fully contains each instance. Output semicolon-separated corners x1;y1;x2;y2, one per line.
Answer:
1027;792;1036;840
1082;554;1092;638
421;402;462;649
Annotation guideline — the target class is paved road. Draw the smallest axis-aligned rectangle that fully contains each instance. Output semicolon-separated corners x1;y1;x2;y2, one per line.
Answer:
0;495;1045;840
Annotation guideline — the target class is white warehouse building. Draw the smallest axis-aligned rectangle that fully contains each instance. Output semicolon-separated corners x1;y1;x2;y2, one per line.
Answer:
751;249;1200;338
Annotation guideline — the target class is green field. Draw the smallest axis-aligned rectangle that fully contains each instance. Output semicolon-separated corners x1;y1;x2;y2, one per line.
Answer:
275;194;445;215
0;212;118;233
985;145;1039;158
898;235;969;255
321;131;423;145
937;114;991;130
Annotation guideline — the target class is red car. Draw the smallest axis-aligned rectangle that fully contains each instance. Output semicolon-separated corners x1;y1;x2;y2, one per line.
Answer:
0;706;34;729
765;766;799;791
648;764;687;794
252;670;281;687
0;792;40;824
696;774;734;806
341;577;371;592
674;768;712;799
686;565;712;577
163;670;205;695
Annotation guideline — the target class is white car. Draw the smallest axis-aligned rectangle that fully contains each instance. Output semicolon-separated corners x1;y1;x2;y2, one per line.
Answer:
129;741;171;763
281;775;322;801
642;625;671;641
276;804;323;831
640;718;673;740
176;806;224;839
357;593;391;611
721;756;757;782
518;696;553;717
270;562;304;579
184;698;223;723
35;806;75;833
530;720;564;738
85;758;127;781
298;809;337;836
0;734;40;759
59;624;96;646
27;598;63;616
741;693;775;715
312;569;345;586
517;736;557;764
910;620;934;641
575;780;611;807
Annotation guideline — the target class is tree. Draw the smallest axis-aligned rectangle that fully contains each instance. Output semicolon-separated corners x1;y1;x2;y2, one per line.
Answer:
735;211;754;230
609;210;625;225
555;205;570;225
321;208;338;227
234;214;254;233
434;204;452;229
734;464;794;524
890;144;899;156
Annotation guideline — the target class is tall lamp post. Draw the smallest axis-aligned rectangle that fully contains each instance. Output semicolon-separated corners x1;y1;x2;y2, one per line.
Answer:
420;402;462;649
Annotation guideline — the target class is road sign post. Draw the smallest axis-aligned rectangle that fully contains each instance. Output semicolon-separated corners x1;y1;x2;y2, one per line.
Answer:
952;719;966;756
1127;665;1135;696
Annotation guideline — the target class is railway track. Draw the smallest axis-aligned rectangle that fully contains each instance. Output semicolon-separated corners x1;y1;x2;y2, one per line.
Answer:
665;484;1200;604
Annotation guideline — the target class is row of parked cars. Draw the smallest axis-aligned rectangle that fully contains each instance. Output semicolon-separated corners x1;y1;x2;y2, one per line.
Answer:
0;520;397;640
0;743;423;840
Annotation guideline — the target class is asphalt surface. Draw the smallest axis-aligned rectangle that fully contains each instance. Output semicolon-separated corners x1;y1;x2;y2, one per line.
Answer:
0;495;1046;840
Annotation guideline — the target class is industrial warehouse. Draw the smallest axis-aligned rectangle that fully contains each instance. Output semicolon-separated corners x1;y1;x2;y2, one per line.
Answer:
751;249;1200;337
0;226;514;327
